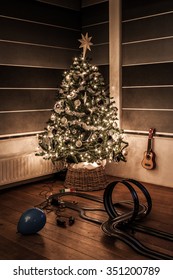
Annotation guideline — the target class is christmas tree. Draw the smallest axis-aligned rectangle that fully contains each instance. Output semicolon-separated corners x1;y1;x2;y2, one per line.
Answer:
36;33;128;167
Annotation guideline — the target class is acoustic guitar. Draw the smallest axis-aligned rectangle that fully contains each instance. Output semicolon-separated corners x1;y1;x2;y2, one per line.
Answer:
141;128;156;170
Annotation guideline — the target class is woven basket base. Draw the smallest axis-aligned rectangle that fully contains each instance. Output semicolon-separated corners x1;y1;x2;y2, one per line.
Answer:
64;165;108;191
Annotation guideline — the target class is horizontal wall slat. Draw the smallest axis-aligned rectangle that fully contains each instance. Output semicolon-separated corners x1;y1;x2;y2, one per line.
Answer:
122;110;173;133
122;0;173;21
0;75;111;112
88;44;109;65
122;12;173;43
0;17;80;49
0;111;52;135
122;63;173;86
0;41;79;68
123;37;173;66
82;1;109;26
82;22;109;45
0;89;56;111
122;88;173;109
0;66;63;88
0;0;80;30
82;0;108;8
36;0;81;11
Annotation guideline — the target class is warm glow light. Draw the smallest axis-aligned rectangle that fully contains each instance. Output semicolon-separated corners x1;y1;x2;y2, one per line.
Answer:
36;52;128;165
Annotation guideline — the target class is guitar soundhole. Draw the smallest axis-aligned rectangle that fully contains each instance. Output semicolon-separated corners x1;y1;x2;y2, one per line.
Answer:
146;154;151;160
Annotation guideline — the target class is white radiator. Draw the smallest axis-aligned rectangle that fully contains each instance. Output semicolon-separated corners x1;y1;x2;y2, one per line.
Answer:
0;153;63;187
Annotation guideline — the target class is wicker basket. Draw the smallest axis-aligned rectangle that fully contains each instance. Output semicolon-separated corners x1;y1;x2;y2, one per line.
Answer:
64;164;108;191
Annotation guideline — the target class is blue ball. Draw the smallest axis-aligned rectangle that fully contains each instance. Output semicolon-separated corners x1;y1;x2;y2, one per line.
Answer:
17;208;46;235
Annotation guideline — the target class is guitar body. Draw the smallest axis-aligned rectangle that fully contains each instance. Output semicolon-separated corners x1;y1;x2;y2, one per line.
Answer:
141;128;156;170
141;151;155;170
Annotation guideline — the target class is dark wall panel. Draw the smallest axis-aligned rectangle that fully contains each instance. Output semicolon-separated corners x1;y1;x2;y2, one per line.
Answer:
81;0;109;69
122;88;173;109
122;1;173;134
82;22;109;45
36;0;81;11
0;17;80;49
0;0;81;136
0;111;52;135
123;38;173;66
88;45;109;65
0;0;109;136
0;41;79;69
82;0;107;7
122;110;173;133
0;0;80;30
122;0;173;21
82;1;109;26
122;63;173;86
0;90;56;110
0;66;64;88
123;13;173;43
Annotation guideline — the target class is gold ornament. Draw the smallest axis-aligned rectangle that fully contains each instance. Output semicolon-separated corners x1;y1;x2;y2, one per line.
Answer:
78;33;93;59
74;99;81;109
61;117;67;125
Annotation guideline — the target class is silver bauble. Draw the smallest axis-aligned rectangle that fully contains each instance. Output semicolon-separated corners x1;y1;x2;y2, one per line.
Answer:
76;140;82;147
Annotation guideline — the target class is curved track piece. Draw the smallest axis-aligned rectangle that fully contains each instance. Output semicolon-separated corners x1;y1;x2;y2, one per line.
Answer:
64;201;105;224
101;221;173;260
103;180;140;223
49;192;105;224
49;192;103;203
125;179;152;218
129;223;173;241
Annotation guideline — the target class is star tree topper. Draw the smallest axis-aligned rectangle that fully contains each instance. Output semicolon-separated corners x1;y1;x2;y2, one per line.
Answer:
78;33;93;59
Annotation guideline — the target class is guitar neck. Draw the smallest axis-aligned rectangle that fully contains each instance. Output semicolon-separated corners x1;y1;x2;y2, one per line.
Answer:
147;139;152;153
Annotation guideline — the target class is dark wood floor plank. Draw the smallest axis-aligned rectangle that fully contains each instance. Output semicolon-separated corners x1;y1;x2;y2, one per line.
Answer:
0;236;47;260
0;218;92;260
0;177;173;260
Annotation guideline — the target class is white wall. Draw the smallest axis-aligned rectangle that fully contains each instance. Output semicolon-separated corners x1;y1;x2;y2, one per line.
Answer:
105;134;173;188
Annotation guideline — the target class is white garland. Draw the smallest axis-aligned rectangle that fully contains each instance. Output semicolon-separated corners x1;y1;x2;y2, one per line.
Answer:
71;159;106;170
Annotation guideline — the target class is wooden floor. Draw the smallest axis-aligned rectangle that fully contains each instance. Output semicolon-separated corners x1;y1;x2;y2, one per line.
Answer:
0;175;173;260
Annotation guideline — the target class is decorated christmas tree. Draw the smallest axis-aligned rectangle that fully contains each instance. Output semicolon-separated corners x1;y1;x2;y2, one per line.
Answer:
36;34;128;170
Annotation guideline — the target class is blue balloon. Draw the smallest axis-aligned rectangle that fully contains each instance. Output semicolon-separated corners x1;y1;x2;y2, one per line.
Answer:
17;208;46;235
